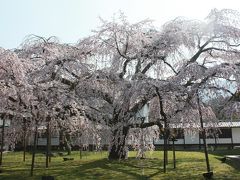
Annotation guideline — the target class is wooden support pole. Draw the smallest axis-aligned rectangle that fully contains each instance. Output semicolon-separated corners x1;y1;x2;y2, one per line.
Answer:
197;92;213;178
30;125;38;176
0;118;6;166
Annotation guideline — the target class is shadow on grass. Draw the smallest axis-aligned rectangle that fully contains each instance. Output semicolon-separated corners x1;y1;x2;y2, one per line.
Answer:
208;149;240;172
51;157;206;179
2;151;234;180
50;158;154;179
214;156;240;171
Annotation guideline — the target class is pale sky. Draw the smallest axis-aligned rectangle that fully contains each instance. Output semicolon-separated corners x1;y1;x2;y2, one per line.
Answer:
1;0;240;49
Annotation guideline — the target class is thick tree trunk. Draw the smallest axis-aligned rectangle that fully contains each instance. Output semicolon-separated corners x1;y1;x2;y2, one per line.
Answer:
108;126;129;160
157;90;169;173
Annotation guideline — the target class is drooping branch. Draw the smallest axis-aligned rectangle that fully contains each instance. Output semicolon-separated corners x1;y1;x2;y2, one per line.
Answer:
202;47;240;54
204;86;235;96
141;59;157;74
162;58;178;75
129;121;163;129
187;38;213;65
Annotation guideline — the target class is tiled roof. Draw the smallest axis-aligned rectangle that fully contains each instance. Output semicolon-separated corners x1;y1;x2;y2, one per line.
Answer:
167;120;240;128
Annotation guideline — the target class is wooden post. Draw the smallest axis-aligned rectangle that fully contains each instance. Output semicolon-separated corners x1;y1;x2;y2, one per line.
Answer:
80;145;83;159
230;128;234;149
79;137;83;160
46;121;51;168
214;132;217;151
199;131;201;150
202;129;210;172
197;92;212;178
23;131;26;162
163;120;169;172
48;125;51;163
0;117;6;166
172;138;176;169
183;130;186;149
30;125;38;176
23;118;27;162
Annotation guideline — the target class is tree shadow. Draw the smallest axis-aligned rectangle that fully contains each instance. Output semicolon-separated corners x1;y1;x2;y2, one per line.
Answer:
61;157;202;179
209;149;240;171
50;158;153;179
215;156;240;171
0;152;218;180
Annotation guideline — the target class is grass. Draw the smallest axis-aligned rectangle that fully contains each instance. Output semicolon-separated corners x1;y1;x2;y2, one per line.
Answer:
0;149;240;179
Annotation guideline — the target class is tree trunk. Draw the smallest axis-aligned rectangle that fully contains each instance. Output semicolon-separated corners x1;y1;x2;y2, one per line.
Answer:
108;126;129;160
156;89;169;172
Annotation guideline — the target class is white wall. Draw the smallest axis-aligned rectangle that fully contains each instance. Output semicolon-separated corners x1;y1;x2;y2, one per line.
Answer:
0;119;11;126
37;138;59;146
173;139;184;144
154;139;184;145
184;130;199;144
135;104;149;123
232;128;240;143
154;127;240;145
200;138;232;144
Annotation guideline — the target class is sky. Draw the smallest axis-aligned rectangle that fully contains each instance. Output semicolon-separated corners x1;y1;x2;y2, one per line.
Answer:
1;0;240;49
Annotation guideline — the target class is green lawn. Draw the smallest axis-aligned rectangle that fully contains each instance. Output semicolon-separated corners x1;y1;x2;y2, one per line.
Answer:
0;149;240;180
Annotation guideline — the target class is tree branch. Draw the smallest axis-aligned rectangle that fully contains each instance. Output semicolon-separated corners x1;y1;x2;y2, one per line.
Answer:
128;121;163;129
